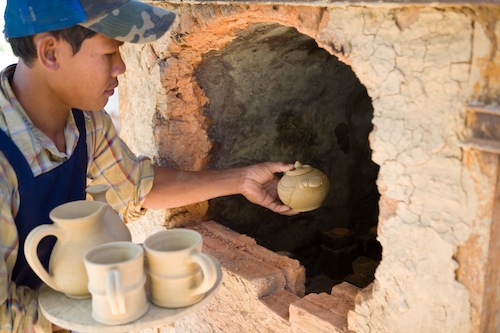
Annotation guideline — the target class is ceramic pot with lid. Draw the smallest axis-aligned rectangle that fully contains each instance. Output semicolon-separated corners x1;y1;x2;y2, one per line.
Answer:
277;161;330;212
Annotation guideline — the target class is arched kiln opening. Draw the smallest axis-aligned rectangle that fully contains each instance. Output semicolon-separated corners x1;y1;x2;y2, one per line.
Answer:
195;23;380;293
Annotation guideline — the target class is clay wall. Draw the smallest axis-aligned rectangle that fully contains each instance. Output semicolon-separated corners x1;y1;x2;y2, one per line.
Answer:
119;2;500;332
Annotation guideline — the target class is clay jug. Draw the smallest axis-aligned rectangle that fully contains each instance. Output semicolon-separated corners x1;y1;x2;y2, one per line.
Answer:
277;161;330;212
24;199;132;298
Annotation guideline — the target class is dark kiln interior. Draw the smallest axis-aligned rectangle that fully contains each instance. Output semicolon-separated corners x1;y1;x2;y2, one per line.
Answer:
195;23;381;292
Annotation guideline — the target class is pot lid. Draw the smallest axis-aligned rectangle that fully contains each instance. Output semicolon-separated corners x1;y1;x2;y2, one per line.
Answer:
284;161;313;176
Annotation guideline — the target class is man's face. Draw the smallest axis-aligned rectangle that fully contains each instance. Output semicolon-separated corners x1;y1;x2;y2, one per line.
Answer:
50;34;126;112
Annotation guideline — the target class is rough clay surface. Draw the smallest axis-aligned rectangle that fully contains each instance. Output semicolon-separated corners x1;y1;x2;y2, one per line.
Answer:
330;7;498;333
119;3;500;333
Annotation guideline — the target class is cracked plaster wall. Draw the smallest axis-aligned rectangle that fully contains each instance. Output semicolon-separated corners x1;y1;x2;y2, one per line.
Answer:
118;3;500;332
329;7;499;333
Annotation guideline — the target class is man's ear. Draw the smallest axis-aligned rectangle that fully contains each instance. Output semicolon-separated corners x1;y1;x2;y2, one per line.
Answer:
34;33;60;71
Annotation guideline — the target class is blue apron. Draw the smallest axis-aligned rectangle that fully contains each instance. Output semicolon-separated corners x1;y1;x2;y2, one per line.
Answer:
0;109;87;290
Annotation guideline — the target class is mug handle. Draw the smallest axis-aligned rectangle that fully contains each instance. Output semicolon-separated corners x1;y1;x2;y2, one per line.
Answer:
190;253;217;295
106;269;126;315
24;224;62;290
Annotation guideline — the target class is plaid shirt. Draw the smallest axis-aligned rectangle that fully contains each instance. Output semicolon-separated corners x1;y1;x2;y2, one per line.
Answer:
0;65;154;332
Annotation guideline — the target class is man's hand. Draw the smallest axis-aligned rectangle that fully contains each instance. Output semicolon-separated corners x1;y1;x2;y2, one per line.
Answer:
239;162;299;215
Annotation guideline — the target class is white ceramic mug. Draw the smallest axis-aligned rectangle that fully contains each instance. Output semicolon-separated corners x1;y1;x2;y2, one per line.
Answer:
84;242;148;325
143;229;217;308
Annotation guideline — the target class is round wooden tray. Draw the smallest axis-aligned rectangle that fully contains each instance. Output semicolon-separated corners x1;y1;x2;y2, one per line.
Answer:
39;258;222;332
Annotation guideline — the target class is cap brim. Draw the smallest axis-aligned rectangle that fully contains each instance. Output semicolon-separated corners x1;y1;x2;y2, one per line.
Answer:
79;0;176;43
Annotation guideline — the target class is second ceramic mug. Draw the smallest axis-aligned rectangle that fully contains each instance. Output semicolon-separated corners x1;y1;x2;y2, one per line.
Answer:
84;241;148;325
143;229;217;308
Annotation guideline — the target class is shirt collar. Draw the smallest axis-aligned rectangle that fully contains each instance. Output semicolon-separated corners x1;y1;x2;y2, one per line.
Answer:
0;64;80;162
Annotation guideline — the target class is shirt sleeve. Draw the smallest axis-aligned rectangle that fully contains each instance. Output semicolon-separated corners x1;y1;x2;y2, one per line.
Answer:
84;110;155;222
0;154;52;333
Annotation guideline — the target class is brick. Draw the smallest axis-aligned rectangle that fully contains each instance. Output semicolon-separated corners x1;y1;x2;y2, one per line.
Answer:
193;221;306;296
290;293;353;333
223;259;287;298
330;282;360;307
246;243;306;296
260;289;302;320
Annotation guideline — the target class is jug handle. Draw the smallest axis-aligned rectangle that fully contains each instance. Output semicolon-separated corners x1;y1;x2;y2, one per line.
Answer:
24;224;62;290
190;253;217;296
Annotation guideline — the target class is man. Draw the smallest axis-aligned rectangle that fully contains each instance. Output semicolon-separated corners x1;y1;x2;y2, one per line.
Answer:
0;0;295;331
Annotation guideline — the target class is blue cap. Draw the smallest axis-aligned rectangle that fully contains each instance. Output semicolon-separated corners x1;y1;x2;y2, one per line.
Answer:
4;0;176;44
